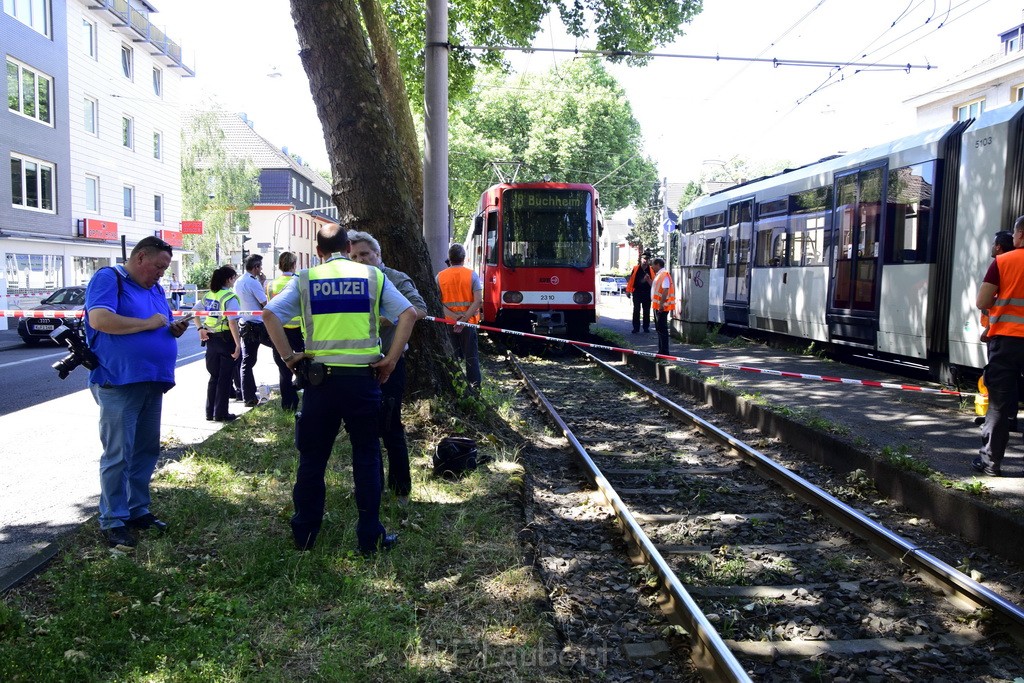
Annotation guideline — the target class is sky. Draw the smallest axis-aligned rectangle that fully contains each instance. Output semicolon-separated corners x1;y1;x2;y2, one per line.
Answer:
154;0;1024;184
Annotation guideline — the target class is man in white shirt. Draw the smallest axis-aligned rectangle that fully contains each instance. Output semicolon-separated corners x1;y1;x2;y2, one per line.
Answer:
234;254;269;406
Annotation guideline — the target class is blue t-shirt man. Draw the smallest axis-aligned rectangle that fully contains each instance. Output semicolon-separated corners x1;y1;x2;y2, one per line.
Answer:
83;237;189;548
85;265;178;387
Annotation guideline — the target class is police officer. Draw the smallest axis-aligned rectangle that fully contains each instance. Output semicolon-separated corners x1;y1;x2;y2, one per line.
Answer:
266;252;305;411
263;224;417;554
195;266;242;422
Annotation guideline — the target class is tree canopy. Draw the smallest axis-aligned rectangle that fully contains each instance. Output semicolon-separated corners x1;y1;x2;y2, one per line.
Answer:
386;0;704;110
448;58;658;237
180;112;260;279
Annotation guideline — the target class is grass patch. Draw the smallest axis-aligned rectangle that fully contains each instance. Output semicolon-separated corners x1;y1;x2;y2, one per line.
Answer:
880;445;931;476
0;398;563;682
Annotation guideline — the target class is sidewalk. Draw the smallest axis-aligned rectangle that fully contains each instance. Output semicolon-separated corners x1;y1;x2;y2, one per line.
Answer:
594;294;1024;563
0;346;281;590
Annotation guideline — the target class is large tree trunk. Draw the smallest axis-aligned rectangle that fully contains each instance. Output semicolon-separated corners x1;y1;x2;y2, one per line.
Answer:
358;0;424;218
290;0;453;399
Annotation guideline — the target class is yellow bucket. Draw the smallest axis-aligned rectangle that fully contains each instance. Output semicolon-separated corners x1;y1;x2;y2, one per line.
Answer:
976;375;989;416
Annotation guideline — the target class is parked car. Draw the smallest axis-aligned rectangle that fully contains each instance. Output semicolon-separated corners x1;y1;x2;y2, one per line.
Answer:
17;286;86;345
615;276;628;293
599;276;619;295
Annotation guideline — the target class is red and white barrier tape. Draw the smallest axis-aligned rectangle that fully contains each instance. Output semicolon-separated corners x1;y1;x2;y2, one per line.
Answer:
0;307;968;398
424;316;968;398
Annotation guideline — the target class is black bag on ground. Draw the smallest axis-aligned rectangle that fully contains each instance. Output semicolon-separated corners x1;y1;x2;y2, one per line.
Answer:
433;437;483;478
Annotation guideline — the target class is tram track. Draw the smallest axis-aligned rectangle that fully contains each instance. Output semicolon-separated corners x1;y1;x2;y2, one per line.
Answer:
508;348;1024;681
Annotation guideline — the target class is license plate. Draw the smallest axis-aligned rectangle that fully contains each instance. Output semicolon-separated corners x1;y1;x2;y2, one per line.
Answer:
33;324;55;331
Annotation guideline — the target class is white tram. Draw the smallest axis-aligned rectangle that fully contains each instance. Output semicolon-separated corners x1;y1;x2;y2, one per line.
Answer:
677;102;1024;381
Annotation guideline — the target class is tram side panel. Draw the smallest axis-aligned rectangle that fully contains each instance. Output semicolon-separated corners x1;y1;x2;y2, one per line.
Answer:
947;104;1024;372
877;263;933;360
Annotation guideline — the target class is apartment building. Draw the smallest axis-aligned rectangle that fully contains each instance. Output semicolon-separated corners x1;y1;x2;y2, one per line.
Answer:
2;0;191;308
906;19;1024;129
208;110;337;277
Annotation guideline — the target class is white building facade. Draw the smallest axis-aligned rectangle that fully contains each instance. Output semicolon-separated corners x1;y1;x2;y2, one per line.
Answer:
1;0;190;327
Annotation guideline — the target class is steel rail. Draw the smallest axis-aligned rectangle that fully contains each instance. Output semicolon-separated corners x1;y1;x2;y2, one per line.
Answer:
507;353;752;682
580;348;1024;641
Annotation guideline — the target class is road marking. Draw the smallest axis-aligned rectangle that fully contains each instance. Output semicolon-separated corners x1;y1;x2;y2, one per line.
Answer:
0;350;206;370
0;352;66;369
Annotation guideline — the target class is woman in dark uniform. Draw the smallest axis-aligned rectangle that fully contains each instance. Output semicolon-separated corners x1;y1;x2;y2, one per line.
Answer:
195;266;241;422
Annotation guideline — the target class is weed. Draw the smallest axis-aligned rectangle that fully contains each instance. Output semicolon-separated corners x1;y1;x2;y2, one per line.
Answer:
881;445;931;476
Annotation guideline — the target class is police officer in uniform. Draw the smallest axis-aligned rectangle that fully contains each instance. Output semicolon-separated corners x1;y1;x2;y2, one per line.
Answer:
263;224;417;554
195;266;242;422
266;252;305;411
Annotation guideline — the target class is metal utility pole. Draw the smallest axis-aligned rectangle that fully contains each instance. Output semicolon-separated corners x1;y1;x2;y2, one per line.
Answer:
424;0;449;275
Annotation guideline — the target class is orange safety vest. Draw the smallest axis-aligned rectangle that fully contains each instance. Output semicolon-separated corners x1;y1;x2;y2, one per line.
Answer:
652;270;676;312
437;266;480;323
988;249;1024;338
625;265;654;294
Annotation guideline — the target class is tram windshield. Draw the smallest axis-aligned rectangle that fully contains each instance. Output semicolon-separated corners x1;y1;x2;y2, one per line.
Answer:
502;189;593;268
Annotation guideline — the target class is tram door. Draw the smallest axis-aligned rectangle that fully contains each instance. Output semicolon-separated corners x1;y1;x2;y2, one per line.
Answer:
723;199;754;326
827;165;885;346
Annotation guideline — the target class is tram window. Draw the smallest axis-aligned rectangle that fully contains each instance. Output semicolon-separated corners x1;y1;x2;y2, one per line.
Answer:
703;212;725;229
886;162;935;264
754;214;788;266
789;186;831;266
486;211;498;265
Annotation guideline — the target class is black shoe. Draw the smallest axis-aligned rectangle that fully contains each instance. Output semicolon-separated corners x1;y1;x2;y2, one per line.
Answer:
214;414;238;422
972;457;1001;476
631;329;639;334
126;513;168;532
293;530;317;551
359;532;398;557
244;399;265;408
102;526;137;548
206;414;214;422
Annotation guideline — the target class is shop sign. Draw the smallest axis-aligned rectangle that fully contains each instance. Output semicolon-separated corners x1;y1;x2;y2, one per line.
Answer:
82;218;118;241
160;230;183;247
180;220;204;234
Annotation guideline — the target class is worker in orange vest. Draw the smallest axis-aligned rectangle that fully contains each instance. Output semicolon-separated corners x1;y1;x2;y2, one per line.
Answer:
436;244;483;388
975;216;1024;476
625;254;654;334
651;257;675;356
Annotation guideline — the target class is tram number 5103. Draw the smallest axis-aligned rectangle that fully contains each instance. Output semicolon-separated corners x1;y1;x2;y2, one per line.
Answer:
975;136;994;149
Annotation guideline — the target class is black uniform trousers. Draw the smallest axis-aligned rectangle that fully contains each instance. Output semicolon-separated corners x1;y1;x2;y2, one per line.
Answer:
271;326;305;411
632;295;651;333
292;372;385;552
204;332;236;420
379;355;411;497
980;335;1024;470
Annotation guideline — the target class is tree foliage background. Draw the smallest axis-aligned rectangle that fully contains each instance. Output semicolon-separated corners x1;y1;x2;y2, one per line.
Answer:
447;59;658;239
180;112;261;283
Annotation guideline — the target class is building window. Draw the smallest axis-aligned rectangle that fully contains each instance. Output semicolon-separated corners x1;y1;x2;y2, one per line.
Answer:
122;116;133;149
154;194;163;223
956;98;985;122
153;131;162;159
121;45;133;80
6;58;53;125
3;0;50;37
291;177;297;199
83;97;97;135
10;153;55;212
123;186;134;218
1008;36;1020;54
82;18;97;59
1013;84;1024;103
85;175;99;213
152;67;162;97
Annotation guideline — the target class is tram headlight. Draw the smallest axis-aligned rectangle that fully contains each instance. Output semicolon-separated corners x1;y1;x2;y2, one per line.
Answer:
502;291;524;304
573;291;592;304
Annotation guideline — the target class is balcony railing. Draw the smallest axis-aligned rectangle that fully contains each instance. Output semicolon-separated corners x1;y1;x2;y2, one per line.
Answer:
92;0;195;76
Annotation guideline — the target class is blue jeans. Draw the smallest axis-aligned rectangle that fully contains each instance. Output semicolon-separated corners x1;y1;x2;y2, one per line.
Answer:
91;382;165;530
292;373;384;551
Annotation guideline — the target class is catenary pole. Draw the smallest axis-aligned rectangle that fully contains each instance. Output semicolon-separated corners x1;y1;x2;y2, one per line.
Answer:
424;0;450;275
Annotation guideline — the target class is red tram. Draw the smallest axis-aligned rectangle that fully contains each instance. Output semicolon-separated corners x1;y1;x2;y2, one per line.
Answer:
466;181;603;339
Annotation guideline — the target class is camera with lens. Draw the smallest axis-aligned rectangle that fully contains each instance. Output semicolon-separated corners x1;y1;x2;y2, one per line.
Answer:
51;324;99;380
